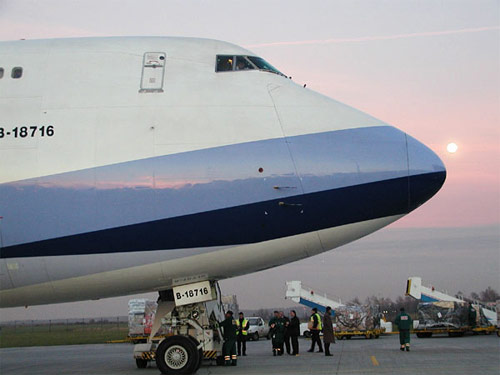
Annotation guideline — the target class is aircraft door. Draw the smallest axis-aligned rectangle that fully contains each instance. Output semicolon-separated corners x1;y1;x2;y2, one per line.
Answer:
139;52;166;93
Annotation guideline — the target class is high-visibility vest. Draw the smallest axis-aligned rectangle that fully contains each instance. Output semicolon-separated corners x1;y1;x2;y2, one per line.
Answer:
310;313;322;330
235;318;248;335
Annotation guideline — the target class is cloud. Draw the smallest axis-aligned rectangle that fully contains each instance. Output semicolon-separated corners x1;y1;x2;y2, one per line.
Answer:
245;26;500;48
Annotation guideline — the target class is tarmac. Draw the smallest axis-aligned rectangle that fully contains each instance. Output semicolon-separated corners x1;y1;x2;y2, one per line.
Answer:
1;334;499;375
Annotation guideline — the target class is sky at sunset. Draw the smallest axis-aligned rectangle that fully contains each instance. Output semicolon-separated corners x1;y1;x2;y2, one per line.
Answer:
0;0;498;320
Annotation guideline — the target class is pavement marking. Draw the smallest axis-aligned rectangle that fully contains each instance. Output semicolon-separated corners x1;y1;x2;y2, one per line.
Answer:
370;355;379;366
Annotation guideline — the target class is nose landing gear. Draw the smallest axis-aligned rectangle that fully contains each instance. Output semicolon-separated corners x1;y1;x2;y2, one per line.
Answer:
133;281;226;374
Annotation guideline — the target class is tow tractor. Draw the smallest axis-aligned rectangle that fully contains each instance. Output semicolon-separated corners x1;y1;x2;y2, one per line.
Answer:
132;280;226;374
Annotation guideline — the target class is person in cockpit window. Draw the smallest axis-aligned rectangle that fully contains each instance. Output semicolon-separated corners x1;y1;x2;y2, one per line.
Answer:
236;60;246;70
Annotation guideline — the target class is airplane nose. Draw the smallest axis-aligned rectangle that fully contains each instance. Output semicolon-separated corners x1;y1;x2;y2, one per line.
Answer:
406;133;447;210
285;126;445;224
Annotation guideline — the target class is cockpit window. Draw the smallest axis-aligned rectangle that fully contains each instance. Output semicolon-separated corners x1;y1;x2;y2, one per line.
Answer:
216;55;234;72
216;55;285;77
235;56;255;71
247;56;284;76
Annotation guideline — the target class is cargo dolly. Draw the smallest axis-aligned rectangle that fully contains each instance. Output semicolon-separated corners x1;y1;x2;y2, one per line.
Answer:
336;328;385;339
414;325;496;338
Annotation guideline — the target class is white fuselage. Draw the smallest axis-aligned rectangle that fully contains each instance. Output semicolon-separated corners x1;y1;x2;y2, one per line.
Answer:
0;37;446;307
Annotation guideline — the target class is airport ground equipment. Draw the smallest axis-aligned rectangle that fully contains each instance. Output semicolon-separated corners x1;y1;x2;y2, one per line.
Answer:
285;281;344;313
299;321;385;339
413;300;493;338
406;277;497;326
414;325;496;338
132;280;226;374
497;300;500;337
286;281;385;339
221;295;239;317
128;299;158;339
334;305;385;339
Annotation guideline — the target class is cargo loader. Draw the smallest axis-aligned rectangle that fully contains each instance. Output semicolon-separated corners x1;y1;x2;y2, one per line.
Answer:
286;280;385;339
406;277;496;338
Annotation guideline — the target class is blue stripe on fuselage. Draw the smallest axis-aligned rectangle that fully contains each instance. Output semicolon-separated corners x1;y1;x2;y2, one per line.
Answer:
0;126;445;257
0;172;444;258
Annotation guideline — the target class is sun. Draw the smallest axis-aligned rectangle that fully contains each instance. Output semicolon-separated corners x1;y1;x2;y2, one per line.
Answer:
446;143;458;153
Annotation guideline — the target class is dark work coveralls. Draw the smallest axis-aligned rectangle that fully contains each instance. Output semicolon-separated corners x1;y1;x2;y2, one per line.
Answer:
283;316;291;354
236;318;249;356
269;317;285;356
468;306;477;328
322;312;335;356
220;317;238;365
288;316;300;355
395;312;412;351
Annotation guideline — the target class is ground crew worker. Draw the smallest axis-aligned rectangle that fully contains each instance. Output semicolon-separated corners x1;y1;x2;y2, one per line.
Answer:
236;312;249;356
322;306;334;356
468;303;477;328
289;310;300;356
281;311;291;355
394;307;413;351
269;311;285;356
219;310;238;365
307;307;323;353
